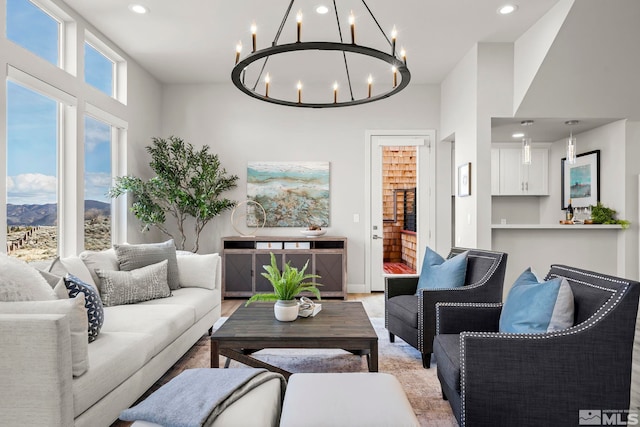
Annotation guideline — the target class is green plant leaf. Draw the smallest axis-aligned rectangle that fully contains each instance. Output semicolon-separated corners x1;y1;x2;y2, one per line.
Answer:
108;136;239;251
246;253;322;305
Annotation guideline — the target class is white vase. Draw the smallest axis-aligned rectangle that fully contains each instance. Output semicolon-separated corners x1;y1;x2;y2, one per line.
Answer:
274;299;298;322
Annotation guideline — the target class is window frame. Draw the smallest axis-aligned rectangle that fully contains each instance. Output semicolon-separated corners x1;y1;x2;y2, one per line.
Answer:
84;31;126;103
6;0;63;66
2;0;129;257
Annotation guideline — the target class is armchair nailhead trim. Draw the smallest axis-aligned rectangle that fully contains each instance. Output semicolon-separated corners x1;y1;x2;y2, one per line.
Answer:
458;271;632;427
435;302;502;335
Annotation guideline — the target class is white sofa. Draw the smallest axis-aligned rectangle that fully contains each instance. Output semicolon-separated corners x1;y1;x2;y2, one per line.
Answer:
0;250;221;427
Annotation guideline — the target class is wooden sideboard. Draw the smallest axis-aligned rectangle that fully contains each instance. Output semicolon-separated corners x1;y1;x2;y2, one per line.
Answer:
221;236;347;299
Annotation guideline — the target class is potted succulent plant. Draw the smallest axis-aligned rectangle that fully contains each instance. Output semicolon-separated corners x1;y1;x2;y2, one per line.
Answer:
245;253;322;321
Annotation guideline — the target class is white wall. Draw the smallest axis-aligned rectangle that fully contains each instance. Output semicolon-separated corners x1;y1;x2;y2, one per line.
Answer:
441;46;478;249
513;0;574;112
158;83;440;289
441;43;514;250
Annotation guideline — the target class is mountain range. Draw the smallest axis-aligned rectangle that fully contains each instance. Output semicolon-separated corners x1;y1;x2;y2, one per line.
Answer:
7;200;110;226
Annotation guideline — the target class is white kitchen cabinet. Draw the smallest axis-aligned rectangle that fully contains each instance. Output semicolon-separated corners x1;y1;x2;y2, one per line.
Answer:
491;143;550;195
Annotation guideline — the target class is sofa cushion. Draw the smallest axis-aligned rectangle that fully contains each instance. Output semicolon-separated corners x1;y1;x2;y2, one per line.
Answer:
0;295;89;376
100;303;194;356
387;295;419;328
176;253;219;290
416;247;468;293
96;260;171;307
433;334;461;393
499;268;574;334
48;255;97;290
64;274;104;343
115;240;180;290
140;287;220;321
73;331;156;417
0;253;57;301
79;248;119;291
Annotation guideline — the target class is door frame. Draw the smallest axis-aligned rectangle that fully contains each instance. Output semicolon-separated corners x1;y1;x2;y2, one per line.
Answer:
364;129;437;293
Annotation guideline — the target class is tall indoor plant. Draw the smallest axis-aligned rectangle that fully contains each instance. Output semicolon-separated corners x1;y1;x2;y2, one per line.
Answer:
109;136;239;252
246;253;322;321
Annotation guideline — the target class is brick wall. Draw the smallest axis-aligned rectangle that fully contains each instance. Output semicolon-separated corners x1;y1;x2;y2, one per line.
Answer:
382;146;417;264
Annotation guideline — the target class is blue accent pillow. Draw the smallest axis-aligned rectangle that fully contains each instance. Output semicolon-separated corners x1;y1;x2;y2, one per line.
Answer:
415;247;469;294
499;268;574;333
64;274;104;342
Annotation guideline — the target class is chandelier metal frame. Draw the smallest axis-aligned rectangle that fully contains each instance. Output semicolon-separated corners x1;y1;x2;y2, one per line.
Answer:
231;0;411;108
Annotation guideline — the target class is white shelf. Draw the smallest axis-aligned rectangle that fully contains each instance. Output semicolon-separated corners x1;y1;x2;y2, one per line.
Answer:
491;224;623;229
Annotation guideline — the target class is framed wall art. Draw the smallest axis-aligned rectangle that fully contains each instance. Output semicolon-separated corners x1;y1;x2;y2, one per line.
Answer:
561;150;600;209
247;161;330;227
457;162;471;197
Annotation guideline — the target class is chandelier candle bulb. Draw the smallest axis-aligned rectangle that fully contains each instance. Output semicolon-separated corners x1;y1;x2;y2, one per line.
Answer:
296;10;302;42
391;26;397;55
349;11;355;44
392;66;398;87
400;47;407;65
297;81;302;103
367;74;373;98
251;21;257;52
333;81;338;103
235;41;242;64
265;73;270;98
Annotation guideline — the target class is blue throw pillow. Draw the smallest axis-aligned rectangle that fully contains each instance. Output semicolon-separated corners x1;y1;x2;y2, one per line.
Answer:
499;268;574;334
64;274;104;342
415;247;469;294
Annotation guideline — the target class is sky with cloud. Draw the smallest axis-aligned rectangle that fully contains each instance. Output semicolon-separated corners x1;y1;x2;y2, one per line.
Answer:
6;0;112;206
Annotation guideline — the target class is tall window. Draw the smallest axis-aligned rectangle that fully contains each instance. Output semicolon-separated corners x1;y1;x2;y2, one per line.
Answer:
85;42;114;96
84;116;112;250
6;0;60;66
6;81;59;261
4;0;127;257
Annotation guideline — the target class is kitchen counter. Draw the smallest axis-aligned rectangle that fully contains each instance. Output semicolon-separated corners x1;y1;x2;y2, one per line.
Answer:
491;223;623;229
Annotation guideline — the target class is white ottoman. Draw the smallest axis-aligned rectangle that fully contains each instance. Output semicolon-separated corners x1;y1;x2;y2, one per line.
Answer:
279;373;420;427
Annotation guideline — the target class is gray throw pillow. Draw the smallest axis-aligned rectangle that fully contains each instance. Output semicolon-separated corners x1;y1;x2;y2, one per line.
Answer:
114;240;180;290
96;260;171;306
0;253;57;301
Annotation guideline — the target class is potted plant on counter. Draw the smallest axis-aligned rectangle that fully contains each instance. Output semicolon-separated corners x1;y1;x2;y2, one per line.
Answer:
245;253;322;321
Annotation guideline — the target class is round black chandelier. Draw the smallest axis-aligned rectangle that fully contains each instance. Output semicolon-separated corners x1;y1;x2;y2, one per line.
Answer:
231;0;411;108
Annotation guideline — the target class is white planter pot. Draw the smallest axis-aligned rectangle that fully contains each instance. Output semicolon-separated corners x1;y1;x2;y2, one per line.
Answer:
274;299;298;322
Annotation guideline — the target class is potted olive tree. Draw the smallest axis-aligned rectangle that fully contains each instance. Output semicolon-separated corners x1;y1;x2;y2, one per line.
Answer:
246;253;322;321
109;136;238;252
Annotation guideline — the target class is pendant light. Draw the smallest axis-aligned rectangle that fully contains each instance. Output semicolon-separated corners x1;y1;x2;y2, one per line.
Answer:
520;120;534;165
565;120;579;164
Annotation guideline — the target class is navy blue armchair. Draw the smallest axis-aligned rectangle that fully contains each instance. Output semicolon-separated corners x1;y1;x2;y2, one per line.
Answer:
434;265;640;426
385;247;507;368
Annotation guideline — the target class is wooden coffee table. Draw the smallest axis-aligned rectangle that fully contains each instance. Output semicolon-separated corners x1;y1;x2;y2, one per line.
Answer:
210;301;378;379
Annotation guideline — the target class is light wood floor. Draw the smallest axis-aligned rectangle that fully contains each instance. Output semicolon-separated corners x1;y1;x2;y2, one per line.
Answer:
221;292;385;318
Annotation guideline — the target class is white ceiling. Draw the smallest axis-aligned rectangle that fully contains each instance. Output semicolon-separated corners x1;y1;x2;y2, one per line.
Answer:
63;0;627;140
62;0;562;85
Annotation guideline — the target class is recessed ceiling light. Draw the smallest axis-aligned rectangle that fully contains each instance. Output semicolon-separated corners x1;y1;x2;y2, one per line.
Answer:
512;132;525;138
128;4;149;14
316;5;329;14
497;4;518;15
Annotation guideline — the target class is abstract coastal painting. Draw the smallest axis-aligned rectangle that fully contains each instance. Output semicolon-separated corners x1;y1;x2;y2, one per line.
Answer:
247;161;330;227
